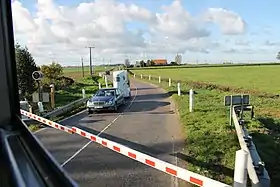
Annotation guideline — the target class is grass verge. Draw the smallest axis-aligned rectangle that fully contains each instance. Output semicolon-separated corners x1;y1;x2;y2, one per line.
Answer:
132;76;279;186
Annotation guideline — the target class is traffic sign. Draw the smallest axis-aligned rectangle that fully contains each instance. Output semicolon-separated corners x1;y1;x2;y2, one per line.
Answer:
32;71;44;80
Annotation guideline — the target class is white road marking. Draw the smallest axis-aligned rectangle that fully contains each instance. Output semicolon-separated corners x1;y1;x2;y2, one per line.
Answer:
97;88;138;136
61;140;92;167
61;85;138;167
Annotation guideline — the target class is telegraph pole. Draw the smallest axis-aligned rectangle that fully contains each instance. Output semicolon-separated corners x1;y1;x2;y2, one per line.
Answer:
85;46;95;75
81;57;85;77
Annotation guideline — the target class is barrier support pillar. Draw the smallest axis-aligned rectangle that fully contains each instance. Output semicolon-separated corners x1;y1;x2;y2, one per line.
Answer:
233;149;248;187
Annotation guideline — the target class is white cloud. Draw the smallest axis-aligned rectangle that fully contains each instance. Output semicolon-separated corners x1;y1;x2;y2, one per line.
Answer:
204;8;246;35
12;1;38;33
150;0;209;39
235;40;250;46
12;0;251;65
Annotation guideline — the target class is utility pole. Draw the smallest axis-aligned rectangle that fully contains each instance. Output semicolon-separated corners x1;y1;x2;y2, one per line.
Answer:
81;57;85;77
85;46;95;75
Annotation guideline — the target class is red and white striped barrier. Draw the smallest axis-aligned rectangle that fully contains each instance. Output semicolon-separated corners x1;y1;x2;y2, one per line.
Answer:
72;127;231;187
20;109;74;134
21;110;231;187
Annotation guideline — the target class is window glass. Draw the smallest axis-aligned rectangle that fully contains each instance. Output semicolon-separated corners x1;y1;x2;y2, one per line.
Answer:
116;76;120;82
95;89;115;96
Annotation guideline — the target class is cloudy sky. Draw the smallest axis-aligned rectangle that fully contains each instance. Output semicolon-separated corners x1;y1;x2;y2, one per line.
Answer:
12;0;280;66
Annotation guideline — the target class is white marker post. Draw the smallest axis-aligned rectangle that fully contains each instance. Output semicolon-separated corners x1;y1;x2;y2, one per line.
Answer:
141;74;143;79
37;102;44;113
134;74;136;78
177;83;181;96
169;78;171;87
149;75;151;80
189;89;194;112
105;76;108;88
233;150;248;187
159;76;161;83
99;82;101;89
82;89;86;99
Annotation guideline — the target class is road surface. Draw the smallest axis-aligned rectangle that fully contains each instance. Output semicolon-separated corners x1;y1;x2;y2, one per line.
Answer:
35;78;188;187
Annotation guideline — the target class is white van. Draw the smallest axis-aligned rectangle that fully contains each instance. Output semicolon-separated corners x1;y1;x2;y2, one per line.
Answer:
112;70;131;98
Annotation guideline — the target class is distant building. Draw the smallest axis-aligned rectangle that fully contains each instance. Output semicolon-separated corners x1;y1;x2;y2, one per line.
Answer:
152;59;168;66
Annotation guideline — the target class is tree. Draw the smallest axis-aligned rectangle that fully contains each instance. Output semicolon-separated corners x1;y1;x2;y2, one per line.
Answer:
124;59;130;67
277;52;280;60
140;60;145;67
175;53;182;65
40;62;63;83
15;43;38;98
146;59;151;66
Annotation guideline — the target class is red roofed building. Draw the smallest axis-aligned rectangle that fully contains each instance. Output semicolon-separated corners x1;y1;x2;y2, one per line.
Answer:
152;59;168;66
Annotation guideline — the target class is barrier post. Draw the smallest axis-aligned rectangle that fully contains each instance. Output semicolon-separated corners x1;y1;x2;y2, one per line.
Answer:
149;75;151;80
189;89;194;112
177;83;181;96
141;74;143;79
105;76;108;88
169;78;171;87
233;150;248;187
159;76;161;83
99;82;101;89
134;74;136;78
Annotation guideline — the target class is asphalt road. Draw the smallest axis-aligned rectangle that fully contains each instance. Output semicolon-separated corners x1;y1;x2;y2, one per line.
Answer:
35;78;188;187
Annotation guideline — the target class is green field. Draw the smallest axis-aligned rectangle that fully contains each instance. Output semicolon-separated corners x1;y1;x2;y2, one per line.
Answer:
132;65;280;94
131;65;280;186
63;66;111;80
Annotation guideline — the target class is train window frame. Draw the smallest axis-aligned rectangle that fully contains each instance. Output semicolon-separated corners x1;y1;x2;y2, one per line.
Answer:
0;1;78;186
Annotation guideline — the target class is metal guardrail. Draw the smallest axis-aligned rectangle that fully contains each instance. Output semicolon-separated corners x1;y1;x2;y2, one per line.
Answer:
232;105;270;187
23;97;89;124
43;97;89;118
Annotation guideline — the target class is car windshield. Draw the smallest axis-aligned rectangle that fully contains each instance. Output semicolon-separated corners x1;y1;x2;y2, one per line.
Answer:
95;89;115;97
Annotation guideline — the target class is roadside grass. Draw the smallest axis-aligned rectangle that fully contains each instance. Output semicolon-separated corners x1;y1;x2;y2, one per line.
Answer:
28;124;44;132
132;75;280;186
55;75;111;107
